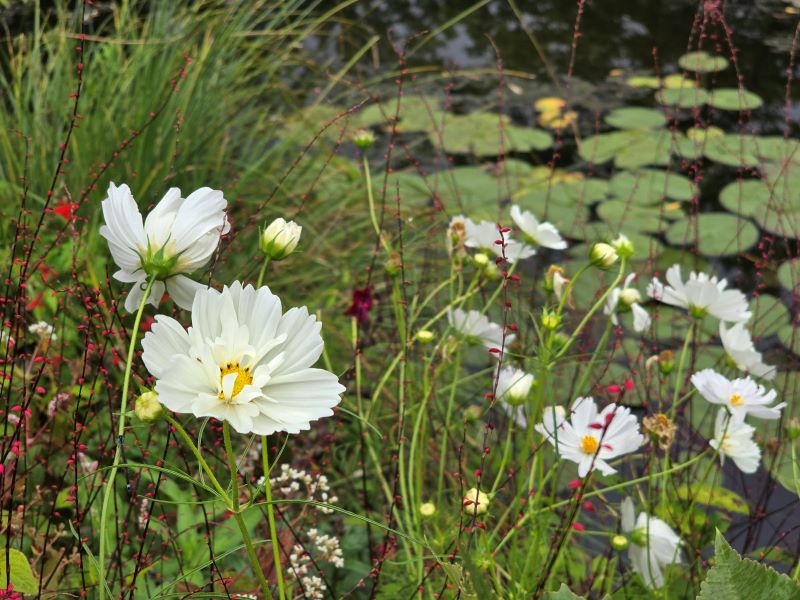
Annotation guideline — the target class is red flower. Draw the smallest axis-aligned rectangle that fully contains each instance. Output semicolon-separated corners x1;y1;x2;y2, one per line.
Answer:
53;201;78;220
345;286;373;326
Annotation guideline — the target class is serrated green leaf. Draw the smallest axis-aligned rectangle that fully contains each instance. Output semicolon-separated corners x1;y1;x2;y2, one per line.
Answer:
544;583;586;599
697;531;800;599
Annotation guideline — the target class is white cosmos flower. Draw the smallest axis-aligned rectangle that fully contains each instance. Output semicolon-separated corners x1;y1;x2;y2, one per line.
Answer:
691;368;784;423
447;308;515;350
621;497;682;588
100;183;230;313
535;397;644;477
719;322;776;380
646;264;751;322
604;273;651;332
140;282;344;435
509;205;567;249
464;219;536;263
710;409;760;473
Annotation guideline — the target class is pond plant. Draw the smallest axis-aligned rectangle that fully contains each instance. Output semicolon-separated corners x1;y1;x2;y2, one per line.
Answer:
1;1;800;599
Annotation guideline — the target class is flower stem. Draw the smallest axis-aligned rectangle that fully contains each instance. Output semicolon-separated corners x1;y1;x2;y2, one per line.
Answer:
262;436;287;600
256;257;271;288
362;154;391;254
97;277;155;599
224;422;273;599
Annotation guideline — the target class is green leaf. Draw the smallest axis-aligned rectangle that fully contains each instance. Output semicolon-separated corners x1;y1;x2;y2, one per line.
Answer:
0;549;38;594
750;294;791;338
708;88;764;111
435;112;551;155
777;259;800;292
697;531;800;599
544;583;586;599
605;107;666;129
596;200;675;234
665;213;759;256
609;169;696;205
752;204;800;237
674;483;749;514
656;87;710;109
679;51;729;73
702;134;762;166
720;180;772;216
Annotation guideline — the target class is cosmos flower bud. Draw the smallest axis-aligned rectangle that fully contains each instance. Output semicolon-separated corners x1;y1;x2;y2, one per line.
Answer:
463;488;490;515
611;534;629;551
541;308;560;330
384;252;402;277
590;243;619;269
472;252;490;269
134;391;163;423
611;234;634;259
658;350;675;375
353;128;376;149
619;287;642;307
415;329;435;344
419;502;436;517
260;218;302;261
786;418;800;441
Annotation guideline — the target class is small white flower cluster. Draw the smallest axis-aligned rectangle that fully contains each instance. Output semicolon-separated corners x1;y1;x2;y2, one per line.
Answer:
287;528;344;599
28;320;56;341
268;464;338;514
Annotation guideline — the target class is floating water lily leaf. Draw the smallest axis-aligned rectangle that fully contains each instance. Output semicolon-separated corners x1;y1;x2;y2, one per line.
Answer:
751;204;800;237
515;177;609;206
653;248;710;277
609;169;696;205
758;136;800;163
777;259;799;292
750;294;791;338
627;75;661;89
436;112;552;155
656;87;710;109
665;213;759;256
605;107;666;129
709;88;764;111
596;200;676;234
358;95;444;131
679;51;729;73
719;180;771;216
701;134;761;167
515;194;591;240
687;126;725;142
663;74;699;89
440;166;507;220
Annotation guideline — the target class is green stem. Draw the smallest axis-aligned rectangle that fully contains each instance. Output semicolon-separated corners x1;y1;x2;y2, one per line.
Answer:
256;257;271;288
262;436;287;600
363;154;391;254
166;414;229;501
670;322;695;418
224;422;273;599
97;277;154;599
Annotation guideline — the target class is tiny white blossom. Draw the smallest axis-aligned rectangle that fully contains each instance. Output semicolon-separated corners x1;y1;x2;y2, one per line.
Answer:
447;308;514;350
719;322;776;380
710;409;760;473
28;321;56;341
604;274;651;332
621;497;682;588
691;368;784;423
509;205;567;249
646;264;751;322
535;397;644;477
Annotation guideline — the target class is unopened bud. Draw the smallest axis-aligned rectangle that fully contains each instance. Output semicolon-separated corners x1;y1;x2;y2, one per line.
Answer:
353;128;376;149
415;329;435;344
612;234;634;259
260;218;302;261
611;534;629;551
786;418;800;441
658;350;675;375
463;488;490;515
590;243;619;269
619;287;642;307
472;252;490;268
384;252;402;277
135;391;163;423
419;502;436;517
541;308;560;330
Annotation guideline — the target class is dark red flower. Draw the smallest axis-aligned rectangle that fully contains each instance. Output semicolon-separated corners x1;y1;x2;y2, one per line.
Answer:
53;201;78;220
345;286;373;326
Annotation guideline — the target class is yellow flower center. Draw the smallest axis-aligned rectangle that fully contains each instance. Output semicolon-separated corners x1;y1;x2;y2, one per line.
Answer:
219;362;253;400
729;394;744;407
580;435;599;454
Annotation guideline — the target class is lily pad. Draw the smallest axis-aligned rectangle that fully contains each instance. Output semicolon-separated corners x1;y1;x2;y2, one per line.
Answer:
719;180;771;216
679;51;729;73
358;95;444;131
656;87;710;109
609;169;696;205
605;107;666;129
750;294;791;338
709;88;764;111
665;213;759;256
751;204;800;237
778;324;800;356
437;112;552;155
777;259;799;292
687;126;725;142
596;200;676;234
701;134;762;167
